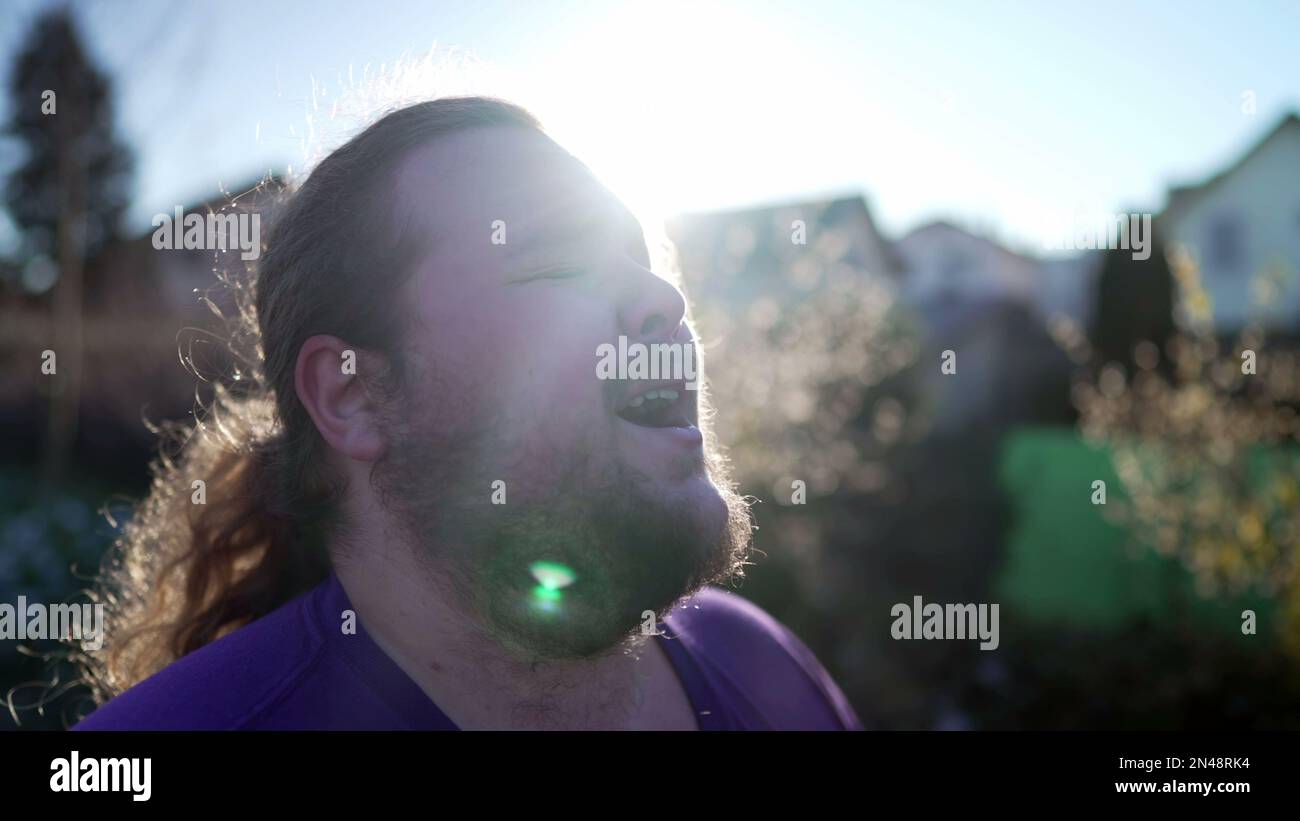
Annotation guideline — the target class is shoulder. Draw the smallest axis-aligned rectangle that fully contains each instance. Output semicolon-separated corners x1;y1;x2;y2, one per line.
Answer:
663;585;863;730
73;584;327;731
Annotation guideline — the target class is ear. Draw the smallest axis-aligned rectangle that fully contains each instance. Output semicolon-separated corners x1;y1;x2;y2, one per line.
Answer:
294;335;386;462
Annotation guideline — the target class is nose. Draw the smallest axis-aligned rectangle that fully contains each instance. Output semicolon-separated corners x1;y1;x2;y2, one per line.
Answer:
617;264;689;344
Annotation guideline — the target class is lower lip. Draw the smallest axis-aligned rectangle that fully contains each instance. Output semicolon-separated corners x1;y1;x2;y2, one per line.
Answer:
617;418;704;448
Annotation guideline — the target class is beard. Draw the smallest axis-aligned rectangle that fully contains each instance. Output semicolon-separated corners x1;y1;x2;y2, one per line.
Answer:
369;393;753;660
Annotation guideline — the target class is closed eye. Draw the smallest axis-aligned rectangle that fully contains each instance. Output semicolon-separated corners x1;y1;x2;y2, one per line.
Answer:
517;266;587;283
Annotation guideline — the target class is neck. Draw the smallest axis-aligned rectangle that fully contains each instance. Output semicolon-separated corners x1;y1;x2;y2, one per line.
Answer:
330;528;673;730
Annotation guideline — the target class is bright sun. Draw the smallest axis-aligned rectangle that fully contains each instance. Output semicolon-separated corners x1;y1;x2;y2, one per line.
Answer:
512;1;817;236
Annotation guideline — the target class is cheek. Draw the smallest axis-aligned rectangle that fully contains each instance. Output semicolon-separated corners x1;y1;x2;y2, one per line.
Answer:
494;290;613;406
410;282;616;452
406;288;518;423
498;347;613;446
493;307;619;475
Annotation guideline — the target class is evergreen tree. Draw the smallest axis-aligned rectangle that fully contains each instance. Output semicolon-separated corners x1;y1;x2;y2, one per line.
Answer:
4;7;133;484
5;7;132;273
1090;234;1176;375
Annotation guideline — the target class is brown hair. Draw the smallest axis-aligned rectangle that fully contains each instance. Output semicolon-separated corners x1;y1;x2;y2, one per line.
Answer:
80;97;542;701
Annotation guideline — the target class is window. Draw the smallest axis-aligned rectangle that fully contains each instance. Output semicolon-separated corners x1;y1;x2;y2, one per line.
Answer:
1205;213;1245;272
938;249;968;297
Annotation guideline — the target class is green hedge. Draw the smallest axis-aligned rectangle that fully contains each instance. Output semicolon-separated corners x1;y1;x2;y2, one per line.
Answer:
995;428;1275;640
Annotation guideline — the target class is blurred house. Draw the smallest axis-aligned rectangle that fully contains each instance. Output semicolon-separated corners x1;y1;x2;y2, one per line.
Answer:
896;219;1100;326
665;194;915;493
1158;111;1300;333
1035;253;1102;329
0;177;282;471
893;221;1078;433
667;194;903;308
895;220;1039;306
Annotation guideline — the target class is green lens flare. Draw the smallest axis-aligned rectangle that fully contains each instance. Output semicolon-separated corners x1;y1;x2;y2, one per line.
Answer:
533;585;563;602
529;561;576;591
528;562;575;614
531;584;563;613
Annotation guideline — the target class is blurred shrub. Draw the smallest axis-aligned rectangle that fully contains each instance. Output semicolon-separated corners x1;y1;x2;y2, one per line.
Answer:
0;464;129;729
1074;248;1300;655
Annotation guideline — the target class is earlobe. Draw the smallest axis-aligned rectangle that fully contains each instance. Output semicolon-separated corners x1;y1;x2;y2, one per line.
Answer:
294;335;386;462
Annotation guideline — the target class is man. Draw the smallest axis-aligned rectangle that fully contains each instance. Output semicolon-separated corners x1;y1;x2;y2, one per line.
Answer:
74;97;861;730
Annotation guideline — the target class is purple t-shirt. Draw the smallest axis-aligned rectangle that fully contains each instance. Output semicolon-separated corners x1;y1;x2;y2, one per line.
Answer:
74;573;861;730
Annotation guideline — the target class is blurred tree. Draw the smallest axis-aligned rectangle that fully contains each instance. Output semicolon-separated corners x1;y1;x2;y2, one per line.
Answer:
1076;249;1300;657
1089;233;1176;376
5;8;132;266
4;8;133;485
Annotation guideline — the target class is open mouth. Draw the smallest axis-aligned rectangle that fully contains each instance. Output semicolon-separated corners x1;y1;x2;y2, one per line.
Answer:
615;382;696;429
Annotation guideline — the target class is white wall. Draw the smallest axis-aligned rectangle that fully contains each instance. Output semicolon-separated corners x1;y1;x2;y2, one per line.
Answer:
896;223;1037;306
1162;125;1300;331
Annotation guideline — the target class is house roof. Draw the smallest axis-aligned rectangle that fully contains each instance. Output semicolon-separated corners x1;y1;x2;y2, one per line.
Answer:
667;193;904;283
1159;111;1300;229
897;219;1042;268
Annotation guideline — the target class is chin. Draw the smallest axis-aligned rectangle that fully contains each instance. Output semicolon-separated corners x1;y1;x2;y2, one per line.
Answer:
671;475;732;551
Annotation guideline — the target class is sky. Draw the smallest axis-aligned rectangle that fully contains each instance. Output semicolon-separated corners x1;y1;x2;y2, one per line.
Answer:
2;0;1299;257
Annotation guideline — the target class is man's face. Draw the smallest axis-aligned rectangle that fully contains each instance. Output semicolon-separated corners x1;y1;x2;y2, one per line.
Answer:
372;125;750;658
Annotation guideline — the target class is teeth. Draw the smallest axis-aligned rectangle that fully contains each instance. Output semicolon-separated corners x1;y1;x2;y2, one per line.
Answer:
626;388;680;410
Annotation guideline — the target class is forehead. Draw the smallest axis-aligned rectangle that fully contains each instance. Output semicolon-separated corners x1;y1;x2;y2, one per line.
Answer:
393;126;630;255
